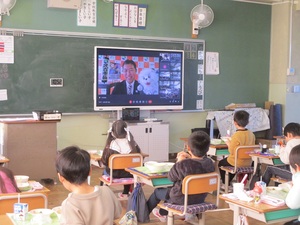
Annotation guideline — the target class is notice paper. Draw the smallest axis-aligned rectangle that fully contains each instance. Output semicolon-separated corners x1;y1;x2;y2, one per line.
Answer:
0;35;14;64
0;89;7;101
206;52;219;75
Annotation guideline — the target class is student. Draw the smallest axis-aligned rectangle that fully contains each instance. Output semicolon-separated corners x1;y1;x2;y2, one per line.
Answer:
147;131;215;222
0;167;20;193
262;122;300;185
218;110;256;187
284;144;300;225
111;59;142;95
101;120;142;198
55;146;122;225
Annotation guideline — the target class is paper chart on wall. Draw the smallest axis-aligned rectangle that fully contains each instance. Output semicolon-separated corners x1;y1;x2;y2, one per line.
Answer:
0;35;14;64
77;0;97;27
206;52;219;75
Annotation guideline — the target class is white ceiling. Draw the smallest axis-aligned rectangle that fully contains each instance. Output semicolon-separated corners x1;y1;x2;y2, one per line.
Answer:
233;0;292;5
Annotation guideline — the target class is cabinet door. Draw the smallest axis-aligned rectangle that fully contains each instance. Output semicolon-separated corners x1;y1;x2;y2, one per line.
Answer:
148;123;169;162
127;124;149;157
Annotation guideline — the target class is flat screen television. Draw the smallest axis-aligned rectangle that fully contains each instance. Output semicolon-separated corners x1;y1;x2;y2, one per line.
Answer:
94;46;184;111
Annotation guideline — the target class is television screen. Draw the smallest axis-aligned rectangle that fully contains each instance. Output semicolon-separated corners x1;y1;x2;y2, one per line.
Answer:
94;46;184;111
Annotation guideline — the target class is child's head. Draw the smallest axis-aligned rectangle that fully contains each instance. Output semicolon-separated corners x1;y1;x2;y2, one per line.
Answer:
110;120;129;139
283;122;300;138
233;110;249;128
289;144;300;173
55;146;90;185
188;131;210;157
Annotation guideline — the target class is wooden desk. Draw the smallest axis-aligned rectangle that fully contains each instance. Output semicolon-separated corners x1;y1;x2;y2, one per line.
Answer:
0;215;13;225
125;167;173;188
180;137;229;156
220;194;300;224
0;157;9;166
249;153;285;176
0;212;60;224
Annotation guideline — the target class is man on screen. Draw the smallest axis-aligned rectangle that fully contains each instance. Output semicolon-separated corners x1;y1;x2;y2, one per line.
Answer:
111;59;142;95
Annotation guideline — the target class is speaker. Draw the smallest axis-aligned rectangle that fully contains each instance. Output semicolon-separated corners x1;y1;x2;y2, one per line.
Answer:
47;0;82;9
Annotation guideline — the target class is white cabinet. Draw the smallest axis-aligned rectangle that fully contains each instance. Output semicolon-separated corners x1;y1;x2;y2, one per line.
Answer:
127;122;169;162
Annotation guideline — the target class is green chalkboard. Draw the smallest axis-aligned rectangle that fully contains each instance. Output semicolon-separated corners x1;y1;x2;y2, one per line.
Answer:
0;34;204;114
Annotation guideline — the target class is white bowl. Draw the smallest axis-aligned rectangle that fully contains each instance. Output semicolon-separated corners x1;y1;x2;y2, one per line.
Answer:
52;206;62;219
221;136;231;142
144;161;166;173
163;162;175;171
14;175;29;183
29;209;54;224
29;208;54;216
211;139;222;145
17;182;31;191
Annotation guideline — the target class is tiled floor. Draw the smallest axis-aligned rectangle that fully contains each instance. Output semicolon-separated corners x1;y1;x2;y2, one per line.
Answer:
44;165;286;225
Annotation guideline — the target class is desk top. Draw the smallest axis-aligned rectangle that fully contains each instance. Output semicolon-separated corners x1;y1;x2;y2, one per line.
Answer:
0;157;9;164
219;194;288;213
125;167;169;180
90;153;149;161
0;118;59;124
249;152;280;159
0;182;50;197
0;215;12;225
180;137;227;149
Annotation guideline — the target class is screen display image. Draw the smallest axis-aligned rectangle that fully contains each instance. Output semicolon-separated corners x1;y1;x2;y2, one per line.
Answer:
94;46;184;111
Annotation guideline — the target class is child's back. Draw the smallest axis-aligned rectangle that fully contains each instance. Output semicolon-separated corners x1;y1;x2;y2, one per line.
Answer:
56;146;122;225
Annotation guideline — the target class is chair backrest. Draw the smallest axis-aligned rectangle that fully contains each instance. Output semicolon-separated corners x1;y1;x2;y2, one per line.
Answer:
234;145;260;168
181;172;220;214
0;193;48;214
108;153;143;170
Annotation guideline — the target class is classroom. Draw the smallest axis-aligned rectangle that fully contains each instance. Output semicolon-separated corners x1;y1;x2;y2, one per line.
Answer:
0;0;300;224
0;0;298;153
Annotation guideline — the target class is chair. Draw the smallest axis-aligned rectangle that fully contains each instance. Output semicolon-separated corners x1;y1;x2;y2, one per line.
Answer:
99;153;143;187
0;193;48;214
158;172;229;225
220;145;260;193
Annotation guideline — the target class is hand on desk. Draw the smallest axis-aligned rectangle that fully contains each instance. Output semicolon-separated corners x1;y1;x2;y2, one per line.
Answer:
176;151;191;161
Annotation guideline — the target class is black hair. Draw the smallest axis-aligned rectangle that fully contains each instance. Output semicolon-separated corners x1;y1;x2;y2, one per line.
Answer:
187;131;210;157
234;110;249;127
0;167;20;193
55;146;90;185
283;122;300;137
289;144;300;171
105;120;140;153
123;59;137;70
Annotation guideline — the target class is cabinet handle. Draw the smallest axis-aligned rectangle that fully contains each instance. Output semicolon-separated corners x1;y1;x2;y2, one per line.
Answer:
149;128;152;133
145;128;148;133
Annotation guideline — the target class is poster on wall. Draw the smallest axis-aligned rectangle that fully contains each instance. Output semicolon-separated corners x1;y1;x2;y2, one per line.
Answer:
113;2;147;29
77;0;97;27
0;35;14;64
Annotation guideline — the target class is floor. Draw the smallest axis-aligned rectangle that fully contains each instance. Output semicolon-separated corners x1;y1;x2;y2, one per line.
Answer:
43;165;285;225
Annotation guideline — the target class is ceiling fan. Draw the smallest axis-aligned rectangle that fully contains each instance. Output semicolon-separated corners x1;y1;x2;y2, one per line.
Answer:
190;0;214;37
0;0;16;16
0;0;16;26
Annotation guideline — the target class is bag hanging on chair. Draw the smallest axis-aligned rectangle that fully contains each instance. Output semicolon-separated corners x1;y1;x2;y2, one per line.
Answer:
126;183;150;223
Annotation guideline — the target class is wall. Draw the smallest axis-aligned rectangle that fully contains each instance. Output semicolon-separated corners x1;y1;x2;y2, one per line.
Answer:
285;9;300;124
269;3;300;126
0;0;272;153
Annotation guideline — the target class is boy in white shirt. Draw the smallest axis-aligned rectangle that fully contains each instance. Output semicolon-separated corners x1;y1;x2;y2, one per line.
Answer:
262;122;300;185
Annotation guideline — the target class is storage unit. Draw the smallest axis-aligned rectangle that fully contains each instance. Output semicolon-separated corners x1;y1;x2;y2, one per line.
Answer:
127;122;169;162
0;119;58;181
